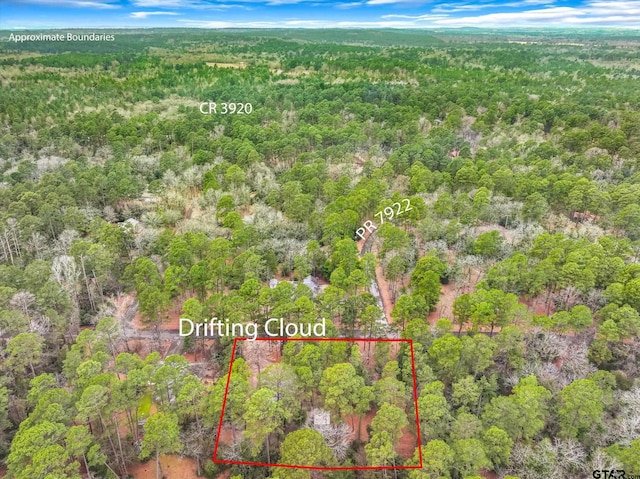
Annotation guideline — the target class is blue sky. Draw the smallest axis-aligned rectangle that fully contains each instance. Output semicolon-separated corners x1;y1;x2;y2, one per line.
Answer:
1;0;639;29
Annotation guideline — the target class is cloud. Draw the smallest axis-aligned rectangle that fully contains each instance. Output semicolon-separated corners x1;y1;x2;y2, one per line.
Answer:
431;2;640;26
366;0;436;5
131;0;208;7
132;0;187;6
435;5;578;23
178;17;435;27
310;0;362;6
132;0;193;7
177;19;261;26
383;0;640;27
432;0;554;13
141;0;419;5
132;0;251;9
261;0;365;4
12;0;119;8
380;12;447;19
177;0;640;29
265;0;305;5
583;0;640;15
15;0;639;28
333;1;364;7
130;10;180;17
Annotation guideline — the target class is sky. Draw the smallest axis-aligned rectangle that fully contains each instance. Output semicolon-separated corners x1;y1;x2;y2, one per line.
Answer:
1;0;639;29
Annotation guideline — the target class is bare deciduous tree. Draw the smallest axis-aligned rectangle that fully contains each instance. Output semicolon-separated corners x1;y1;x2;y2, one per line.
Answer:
10;291;36;318
54;229;79;255
615;388;640;446
589;449;621;473
560;343;595;383
52;254;80;336
220;437;243;461
247;162;278;197
29;315;50;335
180;422;211;477
162;170;179;189
306;409;353;461
554;439;587;477
26;232;48;260
103;205;118;222
526;331;568;363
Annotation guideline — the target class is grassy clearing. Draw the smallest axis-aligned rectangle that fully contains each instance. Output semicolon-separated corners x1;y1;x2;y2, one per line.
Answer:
138;393;152;419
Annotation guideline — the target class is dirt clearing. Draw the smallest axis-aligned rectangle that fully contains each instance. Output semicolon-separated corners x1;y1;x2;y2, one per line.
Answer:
129;455;200;479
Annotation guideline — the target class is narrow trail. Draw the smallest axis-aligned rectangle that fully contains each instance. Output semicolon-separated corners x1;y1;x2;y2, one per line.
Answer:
358;235;586;339
358;229;501;338
114;293;176;339
358;230;397;337
113;293;182;359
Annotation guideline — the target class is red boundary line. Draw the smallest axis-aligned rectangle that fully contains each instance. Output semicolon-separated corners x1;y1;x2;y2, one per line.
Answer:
212;337;238;462
212;337;423;470
409;339;424;468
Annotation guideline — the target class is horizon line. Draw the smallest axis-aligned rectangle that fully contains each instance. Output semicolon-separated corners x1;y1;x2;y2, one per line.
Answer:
1;25;639;30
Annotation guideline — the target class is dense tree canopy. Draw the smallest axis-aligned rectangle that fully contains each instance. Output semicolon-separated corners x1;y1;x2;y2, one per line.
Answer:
1;27;639;479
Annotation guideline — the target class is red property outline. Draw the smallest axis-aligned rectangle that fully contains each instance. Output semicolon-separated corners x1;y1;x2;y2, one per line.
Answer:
212;337;423;470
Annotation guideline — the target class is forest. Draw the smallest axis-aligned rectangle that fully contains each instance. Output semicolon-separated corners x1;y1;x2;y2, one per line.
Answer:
0;28;639;479
213;338;421;471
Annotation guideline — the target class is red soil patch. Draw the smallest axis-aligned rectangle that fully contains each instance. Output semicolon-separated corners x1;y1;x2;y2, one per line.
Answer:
427;262;483;326
356;340;401;373
427;282;456;326
114;409;138;440
162;303;187;330
240;340;282;388
481;469;499;479
346;410;375;442
345;410;416;460
523;295;555;316
126;292;196;332
130;308;146;331
216;470;231;479
124;339;173;360
358;340;377;368
375;261;396;326
219;424;237;444
128;455;200;479
426;275;555;334
182;352;197;362
396;426;417;460
113;293;133;319
131;305;185;332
